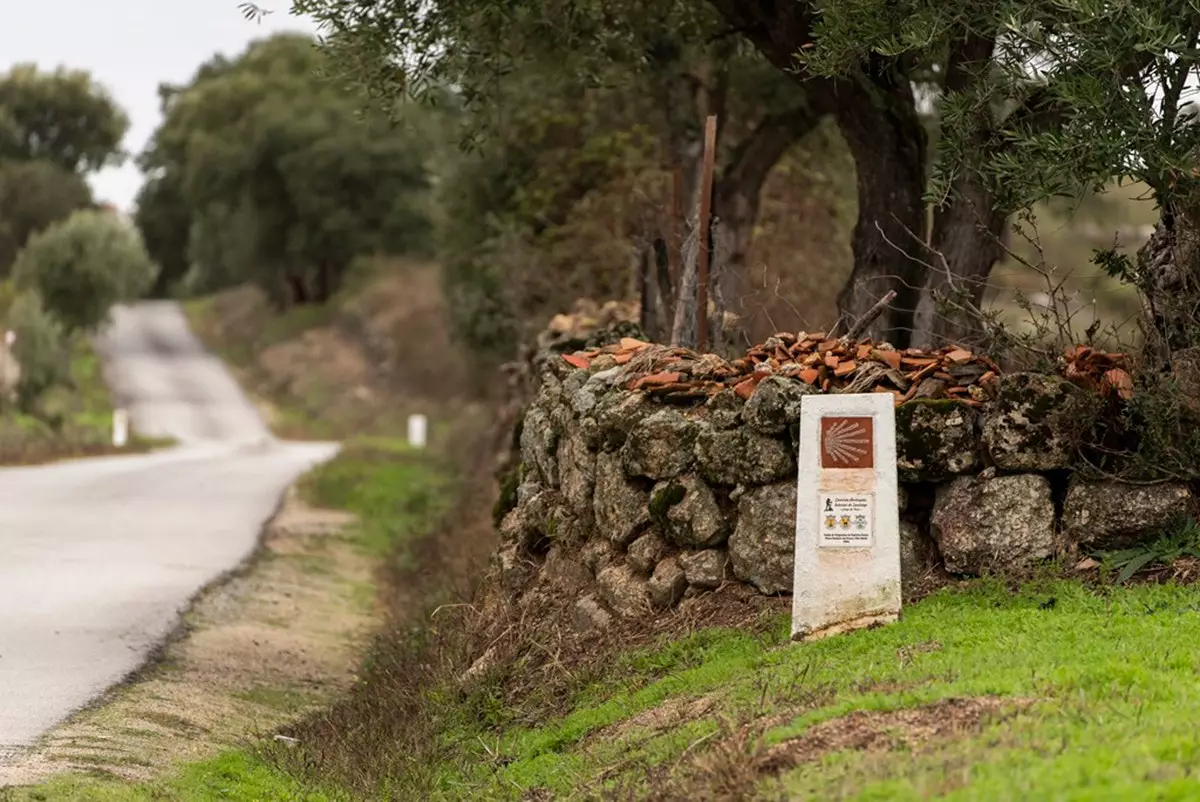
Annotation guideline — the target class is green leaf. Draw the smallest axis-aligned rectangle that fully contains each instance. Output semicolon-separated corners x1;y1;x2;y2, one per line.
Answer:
1117;551;1160;584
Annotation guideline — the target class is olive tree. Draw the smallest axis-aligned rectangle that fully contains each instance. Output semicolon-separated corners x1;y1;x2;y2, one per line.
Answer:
12;209;158;334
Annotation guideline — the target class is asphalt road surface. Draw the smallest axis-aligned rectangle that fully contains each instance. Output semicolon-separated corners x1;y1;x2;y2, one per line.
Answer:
0;301;338;759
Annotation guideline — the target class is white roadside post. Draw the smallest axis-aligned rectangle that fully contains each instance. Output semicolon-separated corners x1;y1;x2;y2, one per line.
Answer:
112;408;129;448
792;392;901;641
407;413;428;449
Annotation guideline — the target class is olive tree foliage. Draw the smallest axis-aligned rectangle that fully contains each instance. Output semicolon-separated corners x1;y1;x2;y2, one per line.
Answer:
799;0;1200;354
0;160;93;275
274;0;1200;348
12;209;158;335
136;32;433;305
0;64;129;174
263;0;823;348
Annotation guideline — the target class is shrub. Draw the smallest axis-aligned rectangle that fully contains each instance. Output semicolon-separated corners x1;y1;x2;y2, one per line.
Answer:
12;208;158;333
7;290;69;410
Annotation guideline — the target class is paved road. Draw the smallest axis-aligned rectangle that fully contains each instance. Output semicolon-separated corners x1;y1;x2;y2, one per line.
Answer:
0;301;338;757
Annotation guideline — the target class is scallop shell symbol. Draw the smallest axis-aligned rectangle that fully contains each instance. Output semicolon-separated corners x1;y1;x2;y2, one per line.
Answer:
823;418;870;466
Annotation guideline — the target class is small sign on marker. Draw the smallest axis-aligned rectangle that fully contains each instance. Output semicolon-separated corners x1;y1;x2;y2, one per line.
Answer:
818;493;874;547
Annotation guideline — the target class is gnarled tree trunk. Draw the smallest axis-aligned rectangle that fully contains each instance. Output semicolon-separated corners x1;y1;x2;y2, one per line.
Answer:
913;171;1007;348
703;0;928;345
713;105;823;340
831;69;927;345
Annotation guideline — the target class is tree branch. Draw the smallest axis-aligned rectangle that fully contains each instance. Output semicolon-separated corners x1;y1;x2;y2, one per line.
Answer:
715;103;822;207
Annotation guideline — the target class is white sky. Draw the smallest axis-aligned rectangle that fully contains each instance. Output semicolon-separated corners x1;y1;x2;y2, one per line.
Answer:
0;2;319;212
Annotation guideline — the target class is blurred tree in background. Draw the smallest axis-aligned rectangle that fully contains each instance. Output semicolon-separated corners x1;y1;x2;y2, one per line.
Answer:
0;64;128;174
136;32;434;306
12;208;157;335
0;160;93;275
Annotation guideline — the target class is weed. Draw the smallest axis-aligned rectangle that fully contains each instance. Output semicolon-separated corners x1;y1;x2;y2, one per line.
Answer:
1099;517;1200;583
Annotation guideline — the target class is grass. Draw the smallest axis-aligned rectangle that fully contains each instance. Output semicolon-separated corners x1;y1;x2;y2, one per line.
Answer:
0;336;172;465
265;576;1200;800
0;751;341;801
298;435;456;557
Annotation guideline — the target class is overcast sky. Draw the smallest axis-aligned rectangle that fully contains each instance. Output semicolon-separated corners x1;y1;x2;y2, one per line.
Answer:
0;2;319;211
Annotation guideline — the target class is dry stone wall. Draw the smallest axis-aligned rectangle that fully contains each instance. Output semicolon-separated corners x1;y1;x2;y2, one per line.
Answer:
487;344;1197;633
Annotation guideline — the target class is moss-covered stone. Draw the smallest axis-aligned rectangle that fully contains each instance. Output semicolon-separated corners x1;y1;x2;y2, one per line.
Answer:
895;398;980;482
621;409;699;479
695;427;795;486
982;373;1093;471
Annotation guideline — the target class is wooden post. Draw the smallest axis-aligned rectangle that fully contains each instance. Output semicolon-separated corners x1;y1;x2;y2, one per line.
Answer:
696;114;717;353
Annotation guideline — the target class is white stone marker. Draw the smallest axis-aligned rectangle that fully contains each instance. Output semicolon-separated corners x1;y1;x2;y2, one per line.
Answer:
792;392;901;641
407;413;428;449
112;408;129;448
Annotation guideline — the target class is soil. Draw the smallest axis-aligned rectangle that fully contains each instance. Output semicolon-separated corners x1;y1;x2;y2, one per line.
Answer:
0;488;376;786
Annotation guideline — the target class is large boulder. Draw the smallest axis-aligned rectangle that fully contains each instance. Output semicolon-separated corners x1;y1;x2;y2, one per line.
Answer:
621;409;700;479
594;390;654;450
728;482;797;594
896;400;980;482
543;545;593;592
556;422;596;523
702;388;744;430
679;549;729;590
593;451;650;546
743;375;816;435
899;521;931;602
650;474;729;548
648;557;688;610
1062;480;1194;552
597;564;652;618
627;529;671;575
982;373;1091;471
695;428;795;487
519;404;560;486
931;474;1056;575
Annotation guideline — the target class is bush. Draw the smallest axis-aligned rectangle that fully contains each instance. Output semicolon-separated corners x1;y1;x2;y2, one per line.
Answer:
12;208;158;333
7;290;69;410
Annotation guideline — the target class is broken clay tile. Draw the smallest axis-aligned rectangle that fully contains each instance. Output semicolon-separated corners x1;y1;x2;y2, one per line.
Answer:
871;349;903;371
1103;368;1134;400
834;360;857;377
633;371;683;389
619;337;649;350
798;368;820;385
733;376;761;400
562;353;591;369
613;352;634;365
825;354;840;369
946;348;973;363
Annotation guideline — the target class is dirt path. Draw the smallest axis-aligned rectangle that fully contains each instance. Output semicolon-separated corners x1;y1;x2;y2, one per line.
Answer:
0;487;377;786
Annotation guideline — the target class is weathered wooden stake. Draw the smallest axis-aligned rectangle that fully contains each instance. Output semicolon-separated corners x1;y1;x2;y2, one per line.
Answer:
696;114;718;353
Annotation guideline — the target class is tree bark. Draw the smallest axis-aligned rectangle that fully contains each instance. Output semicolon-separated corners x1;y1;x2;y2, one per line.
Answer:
704;0;927;344
910;32;1003;348
713;105;823;334
828;66;927;344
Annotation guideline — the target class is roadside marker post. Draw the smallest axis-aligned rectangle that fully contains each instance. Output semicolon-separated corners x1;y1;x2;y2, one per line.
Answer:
112;408;129;448
792;393;901;641
407;413;428;449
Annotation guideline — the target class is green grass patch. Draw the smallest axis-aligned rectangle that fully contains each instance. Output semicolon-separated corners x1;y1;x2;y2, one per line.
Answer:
3;750;343;801
299;435;455;556
374;578;1200;800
